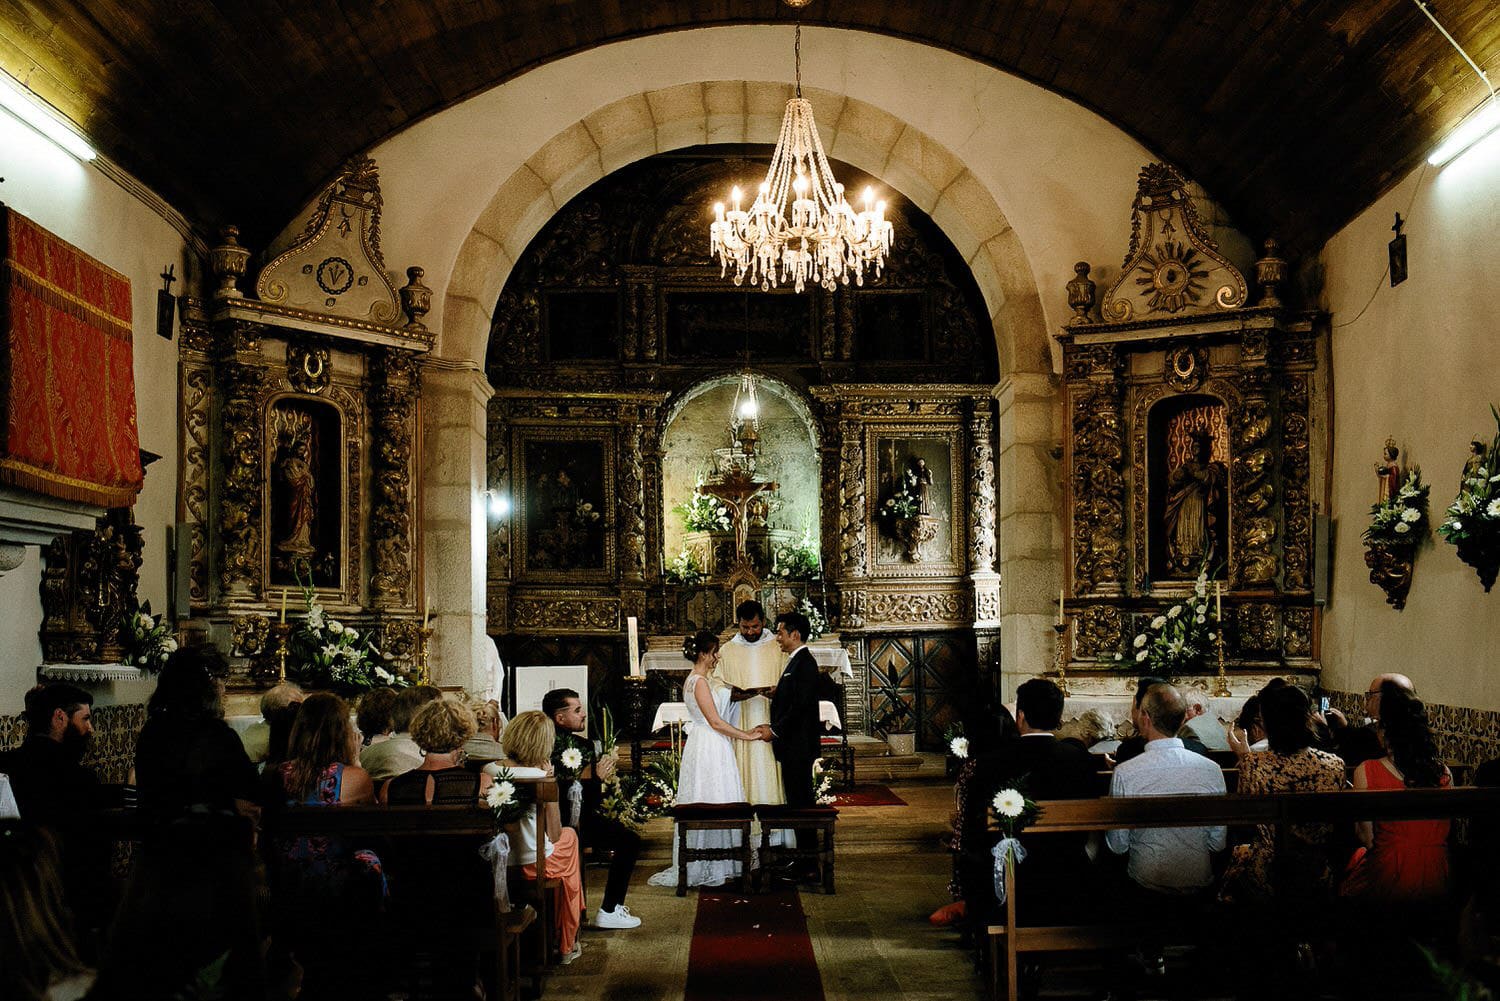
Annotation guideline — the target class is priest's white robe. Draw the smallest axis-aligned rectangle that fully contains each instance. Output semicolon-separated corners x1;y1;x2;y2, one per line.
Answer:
720;630;785;807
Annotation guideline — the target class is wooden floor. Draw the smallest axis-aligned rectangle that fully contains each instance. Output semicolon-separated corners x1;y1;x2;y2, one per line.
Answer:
544;780;978;1001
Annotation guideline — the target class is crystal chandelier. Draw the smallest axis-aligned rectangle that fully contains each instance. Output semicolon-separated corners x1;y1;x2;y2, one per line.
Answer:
709;24;894;293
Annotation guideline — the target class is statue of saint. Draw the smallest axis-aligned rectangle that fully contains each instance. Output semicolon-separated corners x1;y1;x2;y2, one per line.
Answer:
910;457;934;516
1375;439;1401;505
1162;429;1226;574
275;428;318;556
1463;437;1489;487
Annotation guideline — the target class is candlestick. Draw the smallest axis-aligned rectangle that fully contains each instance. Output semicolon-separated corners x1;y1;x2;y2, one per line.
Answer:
417;624;434;686
627;616;641;678
1212;622;1231;698
1052;620;1071;696
272;622;291;683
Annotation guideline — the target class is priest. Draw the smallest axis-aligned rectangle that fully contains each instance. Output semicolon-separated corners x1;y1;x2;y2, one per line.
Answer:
718;600;785;812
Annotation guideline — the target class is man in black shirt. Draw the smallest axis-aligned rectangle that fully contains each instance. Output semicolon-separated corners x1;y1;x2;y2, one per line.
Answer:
543;687;642;929
1;683;99;824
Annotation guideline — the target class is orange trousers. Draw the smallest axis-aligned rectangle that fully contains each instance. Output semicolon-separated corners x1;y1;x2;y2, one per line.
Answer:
523;827;583;955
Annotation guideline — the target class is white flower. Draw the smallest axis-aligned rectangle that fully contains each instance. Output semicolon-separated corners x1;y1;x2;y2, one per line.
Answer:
1401;508;1421;523
950;737;970;759
344;627;359;640
486;781;516;808
328;620;344;635
1195;604;1208;616
561;747;584;771
1480;467;1490;479
1150;615;1167;630
1394;522;1411;534
306;608;325;630
163;638;179;653
1490;474;1500;483
1450;519;1464;531
1195;615;1206;625
1114;653;1124;661
1135;650;1149;663
1208;631;1217;640
992;789;1025;819
1167;638;1185;655
812;759;826;775
1194;576;1209;598
141;614;155;630
374;667;393;683
1167;605;1182;619
1489;499;1500;518
1133;634;1147;649
321;643;340;659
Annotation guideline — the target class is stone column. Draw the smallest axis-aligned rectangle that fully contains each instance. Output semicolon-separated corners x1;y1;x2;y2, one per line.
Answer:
420;359;495;693
994;371;1063;701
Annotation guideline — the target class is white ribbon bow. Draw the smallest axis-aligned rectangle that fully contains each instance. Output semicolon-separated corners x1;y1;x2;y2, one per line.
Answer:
478;831;512;913
567;780;583;829
991;836;1028;907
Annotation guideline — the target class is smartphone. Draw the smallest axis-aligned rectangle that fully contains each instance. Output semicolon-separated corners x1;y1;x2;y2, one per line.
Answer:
1318;696;1330;713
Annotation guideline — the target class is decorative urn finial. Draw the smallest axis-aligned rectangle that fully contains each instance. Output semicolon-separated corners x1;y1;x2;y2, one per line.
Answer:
1066;261;1096;323
210;226;251;301
1255;238;1287;307
399;266;432;331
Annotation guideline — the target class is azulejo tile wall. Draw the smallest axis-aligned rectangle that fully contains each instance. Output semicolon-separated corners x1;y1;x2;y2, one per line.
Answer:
1327;690;1500;773
0;703;146;785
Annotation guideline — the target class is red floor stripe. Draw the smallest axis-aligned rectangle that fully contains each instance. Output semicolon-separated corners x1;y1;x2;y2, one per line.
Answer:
685;887;825;1001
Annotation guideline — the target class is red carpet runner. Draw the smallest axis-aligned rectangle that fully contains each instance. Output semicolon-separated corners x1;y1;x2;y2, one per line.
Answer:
685;887;825;1001
832;784;906;807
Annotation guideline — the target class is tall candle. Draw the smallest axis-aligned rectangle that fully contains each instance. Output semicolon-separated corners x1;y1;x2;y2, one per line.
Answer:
279;588;287;624
1058;589;1065;625
1215;582;1222;620
422;597;430;630
627;616;642;677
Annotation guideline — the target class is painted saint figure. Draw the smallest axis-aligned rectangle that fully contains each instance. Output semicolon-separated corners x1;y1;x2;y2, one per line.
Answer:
1163;429;1226;574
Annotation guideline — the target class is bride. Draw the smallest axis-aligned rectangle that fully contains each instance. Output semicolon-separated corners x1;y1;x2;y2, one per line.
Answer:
648;628;767;888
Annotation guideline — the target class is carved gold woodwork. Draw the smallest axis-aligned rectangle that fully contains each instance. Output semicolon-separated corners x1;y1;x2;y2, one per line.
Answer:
1072;604;1126;661
287;340;332;395
511;594;620;632
39;511;144;664
231;613;269;657
864;587;965;626
370;349;420;607
1100;164;1247;322
1070;370;1127;595
838;418;867;578
218;324;266;600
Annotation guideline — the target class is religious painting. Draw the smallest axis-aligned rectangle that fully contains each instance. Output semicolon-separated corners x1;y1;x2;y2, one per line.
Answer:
518;433;614;579
663;290;813;361
867;431;962;574
267;398;343;588
1147;395;1230;582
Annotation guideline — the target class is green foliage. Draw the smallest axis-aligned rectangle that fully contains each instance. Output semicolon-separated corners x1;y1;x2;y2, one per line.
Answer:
664;547;706;585
1366;469;1430;546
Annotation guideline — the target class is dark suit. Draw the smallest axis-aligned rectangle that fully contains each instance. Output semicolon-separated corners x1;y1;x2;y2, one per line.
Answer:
770;646;821;852
961;733;1100;926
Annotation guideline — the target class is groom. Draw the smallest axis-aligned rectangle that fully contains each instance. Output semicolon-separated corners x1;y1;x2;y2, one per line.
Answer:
755;610;822;880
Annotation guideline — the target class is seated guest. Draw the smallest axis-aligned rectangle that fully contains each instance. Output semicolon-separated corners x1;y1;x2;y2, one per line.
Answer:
0;822;94;1001
962;679;1100;928
0;684;99;825
1057;707;1114;752
1326;672;1414;769
543;687;642;930
1106;683;1227;897
1221;685;1346;903
1232;695;1267;752
1113;676;1209;763
355;687;398;749
501;711;586;965
1342;683;1451;902
463;698;507;766
379;700;491;804
359;684;441;781
239;682;303;766
1179;693;1230;751
134;646;258;817
270;693;386;907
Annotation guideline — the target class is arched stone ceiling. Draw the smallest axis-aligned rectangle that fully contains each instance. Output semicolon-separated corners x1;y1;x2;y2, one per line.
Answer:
2;1;1495;251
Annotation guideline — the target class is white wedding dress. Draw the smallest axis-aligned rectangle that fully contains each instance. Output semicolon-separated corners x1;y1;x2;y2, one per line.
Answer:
648;673;752;888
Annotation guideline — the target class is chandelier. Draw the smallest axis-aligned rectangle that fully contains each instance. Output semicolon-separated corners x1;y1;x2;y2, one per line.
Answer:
709;24;894;293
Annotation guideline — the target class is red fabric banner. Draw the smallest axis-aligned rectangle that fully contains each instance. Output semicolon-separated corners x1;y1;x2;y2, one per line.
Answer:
0;206;142;507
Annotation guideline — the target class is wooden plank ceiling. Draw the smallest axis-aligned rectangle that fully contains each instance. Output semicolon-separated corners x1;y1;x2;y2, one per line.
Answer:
1;0;1496;253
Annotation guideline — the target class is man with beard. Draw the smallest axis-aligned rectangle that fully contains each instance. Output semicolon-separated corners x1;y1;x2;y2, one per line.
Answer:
1;684;100;824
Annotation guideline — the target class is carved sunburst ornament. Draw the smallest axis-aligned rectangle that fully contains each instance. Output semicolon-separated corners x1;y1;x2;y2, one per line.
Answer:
1134;240;1208;313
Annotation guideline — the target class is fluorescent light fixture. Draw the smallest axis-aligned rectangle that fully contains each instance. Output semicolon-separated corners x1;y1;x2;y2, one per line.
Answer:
1428;98;1500;166
0;72;96;161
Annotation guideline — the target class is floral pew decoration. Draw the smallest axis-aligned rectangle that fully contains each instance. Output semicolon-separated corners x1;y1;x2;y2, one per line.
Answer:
990;786;1039;907
479;768;535;913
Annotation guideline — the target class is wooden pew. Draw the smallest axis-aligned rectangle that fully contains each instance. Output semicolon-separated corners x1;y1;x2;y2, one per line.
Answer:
985;786;1500;1001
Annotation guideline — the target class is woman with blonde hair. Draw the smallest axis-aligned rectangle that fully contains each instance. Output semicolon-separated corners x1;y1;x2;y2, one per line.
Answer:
501;710;586;964
378;699;491;804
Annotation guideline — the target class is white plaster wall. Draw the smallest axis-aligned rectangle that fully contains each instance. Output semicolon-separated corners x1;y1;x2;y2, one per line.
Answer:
275;26;1170;362
1319;130;1500;711
0;112;193;713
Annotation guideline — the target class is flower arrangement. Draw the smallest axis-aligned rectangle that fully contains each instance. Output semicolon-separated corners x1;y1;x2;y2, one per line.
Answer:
484;767;532;825
812;758;834;805
675;490;732;532
638;747;680;816
597;773;655;833
1439;408;1500;591
1119;568;1219;677
289;583;404;693
879;469;924;522
664;546;706;586
1366;469;1430;546
120;601;178;674
572;498;602;531
769;531;822;581
800;598;828;641
989;785;1039;906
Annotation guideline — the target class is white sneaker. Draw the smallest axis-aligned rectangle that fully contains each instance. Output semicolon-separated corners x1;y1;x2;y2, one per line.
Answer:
592;904;641;929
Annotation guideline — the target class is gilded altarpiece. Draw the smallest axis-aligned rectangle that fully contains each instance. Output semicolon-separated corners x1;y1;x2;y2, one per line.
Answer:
486;151;1002;746
178;157;434;685
1060;164;1324;675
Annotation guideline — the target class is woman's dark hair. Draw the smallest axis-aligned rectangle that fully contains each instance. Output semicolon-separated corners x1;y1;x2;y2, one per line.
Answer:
283;692;356;799
146;647;226;721
1260;684;1317;754
1235;695;1261;733
1379;683;1445;788
355;687;399;743
0;823;88;1001
682;629;720;662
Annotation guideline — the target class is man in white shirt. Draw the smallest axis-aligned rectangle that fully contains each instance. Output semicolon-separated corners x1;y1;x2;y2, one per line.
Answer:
1106;682;1226;895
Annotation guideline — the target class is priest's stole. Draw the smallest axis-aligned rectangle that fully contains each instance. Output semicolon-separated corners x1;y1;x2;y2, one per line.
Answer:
0;208;142;507
720;640;786;805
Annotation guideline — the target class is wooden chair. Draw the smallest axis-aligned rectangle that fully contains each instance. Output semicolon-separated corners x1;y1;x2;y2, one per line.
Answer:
755;803;838;893
670;802;755;896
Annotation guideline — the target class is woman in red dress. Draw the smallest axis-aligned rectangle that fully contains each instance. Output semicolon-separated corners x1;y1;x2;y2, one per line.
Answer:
1342;684;1451;901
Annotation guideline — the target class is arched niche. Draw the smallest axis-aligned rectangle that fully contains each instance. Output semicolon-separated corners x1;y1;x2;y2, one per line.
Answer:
1146;393;1231;583
659;373;821;573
